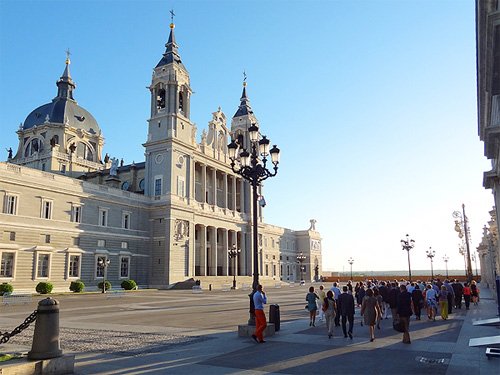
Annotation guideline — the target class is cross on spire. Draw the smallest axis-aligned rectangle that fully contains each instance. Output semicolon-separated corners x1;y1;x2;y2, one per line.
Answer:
170;9;175;23
65;48;71;64
243;70;247;87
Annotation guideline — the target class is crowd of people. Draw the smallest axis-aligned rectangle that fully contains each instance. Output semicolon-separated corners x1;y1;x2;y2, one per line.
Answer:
305;278;480;344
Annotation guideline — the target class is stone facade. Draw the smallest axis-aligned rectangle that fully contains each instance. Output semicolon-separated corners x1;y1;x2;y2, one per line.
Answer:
0;20;322;292
477;0;500;298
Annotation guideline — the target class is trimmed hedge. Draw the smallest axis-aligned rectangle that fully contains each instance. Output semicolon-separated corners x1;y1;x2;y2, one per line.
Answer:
97;280;111;291
69;280;85;293
36;281;53;294
121;279;137;290
0;283;13;296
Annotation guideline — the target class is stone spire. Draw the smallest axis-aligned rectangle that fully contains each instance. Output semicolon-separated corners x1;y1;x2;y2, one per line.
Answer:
55;49;76;101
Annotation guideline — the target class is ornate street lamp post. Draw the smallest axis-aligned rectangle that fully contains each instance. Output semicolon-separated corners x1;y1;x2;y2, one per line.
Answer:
228;244;241;289
348;257;354;280
97;257;110;294
401;234;415;281
426;247;436;280
228;123;280;325
443;254;449;279
452;205;474;282
296;252;307;283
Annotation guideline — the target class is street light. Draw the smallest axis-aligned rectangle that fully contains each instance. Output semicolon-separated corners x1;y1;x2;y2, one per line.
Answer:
228;122;280;325
228;244;241;289
401;234;415;281
426;247;436;280
443;254;449;278
97;257;110;293
452;205;474;282
296;252;307;283
348;257;354;280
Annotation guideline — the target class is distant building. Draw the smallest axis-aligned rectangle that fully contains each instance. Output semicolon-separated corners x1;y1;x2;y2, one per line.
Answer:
0;20;322;292
476;0;500;293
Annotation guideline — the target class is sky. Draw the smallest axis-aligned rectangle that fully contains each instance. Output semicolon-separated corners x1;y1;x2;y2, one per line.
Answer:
0;0;493;274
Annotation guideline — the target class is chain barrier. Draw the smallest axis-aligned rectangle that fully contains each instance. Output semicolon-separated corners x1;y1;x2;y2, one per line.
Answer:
0;310;37;344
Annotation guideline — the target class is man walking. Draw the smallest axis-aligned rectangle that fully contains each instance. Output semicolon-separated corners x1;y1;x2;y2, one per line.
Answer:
252;285;267;343
378;281;389;319
338;285;355;339
330;282;342;326
452;279;463;309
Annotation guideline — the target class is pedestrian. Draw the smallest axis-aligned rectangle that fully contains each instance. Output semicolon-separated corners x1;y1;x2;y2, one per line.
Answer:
463;282;471;310
360;288;381;342
252;284;267;343
397;284;412;344
378;281;390;320
388;282;400;322
452;279;463;309
425;284;438;321
330;282;341;326
338;285;355;339
356;283;366;308
373;287;383;329
323;290;336;339
471;281;480;305
306;286;319;326
444;280;455;315
317;285;326;322
439;285;449;320
411;284;424;320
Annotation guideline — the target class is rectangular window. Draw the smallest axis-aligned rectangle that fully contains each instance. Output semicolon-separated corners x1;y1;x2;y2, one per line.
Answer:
44;234;51;244
4;195;18;215
265;264;269;276
98;208;108;227
61;164;66;174
122;212;130;229
72;237;80;246
154;178;162;196
69;255;80;278
0;252;15;278
97;239;106;248
37;254;50;278
120;257;130;278
71;205;82;223
41;200;52;219
9;232;15;241
121;241;128;249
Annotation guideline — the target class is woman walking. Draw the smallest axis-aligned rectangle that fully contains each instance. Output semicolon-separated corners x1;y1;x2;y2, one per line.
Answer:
471;281;480;306
439;285;449;320
323;290;336;338
317;285;327;322
306;286;319;326
373;288;383;329
360;288;381;342
463;282;471;310
425;284;438;321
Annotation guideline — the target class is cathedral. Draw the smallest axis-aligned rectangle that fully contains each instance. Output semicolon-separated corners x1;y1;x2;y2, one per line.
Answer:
0;20;322;291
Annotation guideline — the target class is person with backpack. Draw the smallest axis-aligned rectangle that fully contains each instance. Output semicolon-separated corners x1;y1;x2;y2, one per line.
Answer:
323;290;336;339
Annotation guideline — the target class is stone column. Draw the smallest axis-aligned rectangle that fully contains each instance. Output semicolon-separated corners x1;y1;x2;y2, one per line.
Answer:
210;226;217;276
223;173;228;209
200;225;206;276
212;168;217;206
202;164;207;204
232;175;237;211
223;229;229;276
240;178;245;214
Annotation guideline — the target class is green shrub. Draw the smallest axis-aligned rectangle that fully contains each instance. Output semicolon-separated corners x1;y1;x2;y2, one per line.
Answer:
97;280;111;291
69;280;85;293
121;279;137;290
0;283;13;296
35;282;53;294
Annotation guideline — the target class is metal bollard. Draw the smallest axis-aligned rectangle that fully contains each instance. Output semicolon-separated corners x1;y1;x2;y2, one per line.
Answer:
28;297;63;360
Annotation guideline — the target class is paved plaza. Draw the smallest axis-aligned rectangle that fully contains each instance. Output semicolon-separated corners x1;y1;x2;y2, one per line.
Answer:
1;284;499;374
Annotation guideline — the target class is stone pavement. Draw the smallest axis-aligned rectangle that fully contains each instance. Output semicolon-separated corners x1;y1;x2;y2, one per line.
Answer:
1;284;499;374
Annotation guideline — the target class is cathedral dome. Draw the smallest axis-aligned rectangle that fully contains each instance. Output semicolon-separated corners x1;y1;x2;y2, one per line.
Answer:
23;99;100;134
23;55;100;135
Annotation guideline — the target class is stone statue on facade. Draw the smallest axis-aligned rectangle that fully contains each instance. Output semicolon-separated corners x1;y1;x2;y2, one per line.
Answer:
309;219;317;231
6;147;13;159
110;157;119;176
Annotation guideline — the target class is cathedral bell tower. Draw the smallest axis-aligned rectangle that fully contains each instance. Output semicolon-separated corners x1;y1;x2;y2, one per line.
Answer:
143;18;195;197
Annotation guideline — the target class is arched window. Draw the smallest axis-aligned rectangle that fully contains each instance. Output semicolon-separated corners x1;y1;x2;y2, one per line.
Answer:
157;88;166;110
179;91;184;112
76;142;94;161
24;138;43;157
